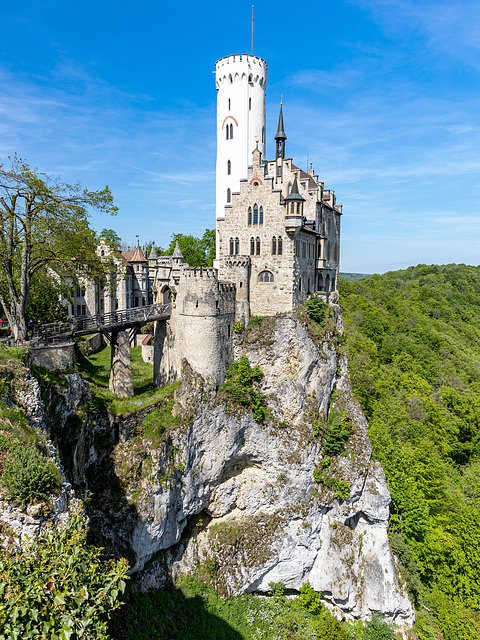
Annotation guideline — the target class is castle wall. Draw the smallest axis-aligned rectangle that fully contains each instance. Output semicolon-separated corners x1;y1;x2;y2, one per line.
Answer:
154;268;235;387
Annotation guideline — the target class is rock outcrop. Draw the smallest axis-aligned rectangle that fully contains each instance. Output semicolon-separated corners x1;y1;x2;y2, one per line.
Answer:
48;307;413;625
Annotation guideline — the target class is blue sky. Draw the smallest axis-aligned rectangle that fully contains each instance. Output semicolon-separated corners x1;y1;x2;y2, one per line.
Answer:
1;0;480;273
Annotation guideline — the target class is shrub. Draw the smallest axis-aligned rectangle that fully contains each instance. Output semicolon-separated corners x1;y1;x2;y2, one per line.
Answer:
299;581;323;615
305;297;327;325
248;315;264;328
323;411;350;456
0;509;129;639
316;609;347;639
2;445;61;502
335;481;350;500
362;612;395;640
233;321;244;333
221;357;267;422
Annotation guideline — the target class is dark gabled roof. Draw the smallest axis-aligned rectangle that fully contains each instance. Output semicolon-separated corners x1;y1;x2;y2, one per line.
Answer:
284;174;305;202
291;163;319;190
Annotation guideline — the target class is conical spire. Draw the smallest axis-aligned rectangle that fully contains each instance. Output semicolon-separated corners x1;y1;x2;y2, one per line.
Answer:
148;242;158;260
284;174;305;202
173;239;183;259
274;102;287;141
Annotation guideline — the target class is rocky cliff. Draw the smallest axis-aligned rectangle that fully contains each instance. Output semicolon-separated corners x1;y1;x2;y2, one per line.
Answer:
15;304;414;626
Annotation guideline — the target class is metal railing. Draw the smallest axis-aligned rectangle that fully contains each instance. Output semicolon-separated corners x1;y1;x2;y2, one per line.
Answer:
38;303;172;339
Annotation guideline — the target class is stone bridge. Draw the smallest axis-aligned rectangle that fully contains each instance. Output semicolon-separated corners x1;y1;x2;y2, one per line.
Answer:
37;304;171;398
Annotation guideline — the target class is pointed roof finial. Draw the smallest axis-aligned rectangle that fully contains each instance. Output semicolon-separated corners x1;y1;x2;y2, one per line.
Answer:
173;239;183;259
274;98;287;141
284;173;305;203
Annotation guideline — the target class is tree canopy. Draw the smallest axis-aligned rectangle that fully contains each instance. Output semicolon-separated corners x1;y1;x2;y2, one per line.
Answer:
0;155;117;340
164;229;215;267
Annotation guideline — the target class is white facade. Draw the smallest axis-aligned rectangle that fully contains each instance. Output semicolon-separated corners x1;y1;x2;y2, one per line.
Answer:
215;54;267;256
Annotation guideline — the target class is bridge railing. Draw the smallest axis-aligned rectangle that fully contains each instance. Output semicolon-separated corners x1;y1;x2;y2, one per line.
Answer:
38;303;172;338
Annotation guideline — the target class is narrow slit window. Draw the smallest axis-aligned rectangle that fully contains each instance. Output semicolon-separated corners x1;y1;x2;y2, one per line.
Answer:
235;237;239;254
278;236;283;255
227;188;231;203
256;237;261;255
253;204;258;225
248;206;252;225
226;126;229;140
249;97;251;110
250;237;255;255
227;160;231;175
272;237;276;255
229;123;233;139
229;238;234;255
259;206;263;224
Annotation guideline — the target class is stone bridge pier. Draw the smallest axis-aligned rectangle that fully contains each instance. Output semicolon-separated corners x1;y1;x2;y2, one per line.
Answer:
109;330;134;398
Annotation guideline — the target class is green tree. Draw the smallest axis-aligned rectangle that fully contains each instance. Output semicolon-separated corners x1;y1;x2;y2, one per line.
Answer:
165;229;216;267
0;509;129;639
98;228;121;249
0;155;117;341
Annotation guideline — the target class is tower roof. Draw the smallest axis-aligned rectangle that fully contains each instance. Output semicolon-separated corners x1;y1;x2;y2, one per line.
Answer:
284;175;305;202
274;103;287;141
148;242;158;260
173;240;183;259
130;246;147;262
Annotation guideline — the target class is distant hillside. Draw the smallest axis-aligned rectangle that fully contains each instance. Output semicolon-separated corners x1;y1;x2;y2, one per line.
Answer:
339;272;373;282
340;263;480;638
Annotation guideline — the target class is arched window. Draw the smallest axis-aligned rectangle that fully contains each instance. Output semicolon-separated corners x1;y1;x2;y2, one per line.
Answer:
250;237;255;255
227;188;231;203
291;202;296;214
256;237;261;255
229;123;233;139
272;237;276;255
278;236;283;255
248;206;252;225
228;98;231;110
259;271;274;283
227;160;231;175
253;204;258;225
318;274;324;290
297;202;301;213
229;238;234;255
249;97;251;110
259;206;263;224
226;126;229;140
235;237;239;254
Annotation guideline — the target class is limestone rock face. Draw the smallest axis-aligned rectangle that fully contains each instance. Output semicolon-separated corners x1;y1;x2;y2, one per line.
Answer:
89;309;413;625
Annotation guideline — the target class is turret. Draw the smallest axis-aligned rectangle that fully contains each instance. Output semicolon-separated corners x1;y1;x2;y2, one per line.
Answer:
284;174;305;233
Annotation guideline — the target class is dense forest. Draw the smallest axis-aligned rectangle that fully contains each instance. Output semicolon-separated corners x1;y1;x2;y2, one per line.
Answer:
340;264;480;639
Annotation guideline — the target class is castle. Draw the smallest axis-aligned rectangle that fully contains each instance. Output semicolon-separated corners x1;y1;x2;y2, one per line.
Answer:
66;53;342;390
147;53;342;386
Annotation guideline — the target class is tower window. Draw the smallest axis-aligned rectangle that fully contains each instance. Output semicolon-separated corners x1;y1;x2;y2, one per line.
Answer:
250;237;255;255
235;237;239;254
230;123;233;139
272;237;276;255
226;126;229;140
227;188;231;203
228;98;231;110
229;238;234;255
256;237;261;255
262;126;265;143
248;206;252;225
249;97;251;110
259;206;263;224
253;204;258;225
278;236;283;255
227;160;231;175
277;165;282;177
259;271;274;283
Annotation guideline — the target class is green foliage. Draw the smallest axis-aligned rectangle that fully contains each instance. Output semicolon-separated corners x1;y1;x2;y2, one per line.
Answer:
1;445;60;503
340;264;480;635
362;613;395;640
299;581;323;615
0;509;129;639
305;297;327;325
323;411;350;456
27;268;69;324
233;321;244;334
316;609;347;640
221;357;266;422
99;228;122;248
165;229;215;267
247;315;264;328
335;481;350;500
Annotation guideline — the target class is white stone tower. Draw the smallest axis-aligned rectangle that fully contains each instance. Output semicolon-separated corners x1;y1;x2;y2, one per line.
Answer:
215;54;267;260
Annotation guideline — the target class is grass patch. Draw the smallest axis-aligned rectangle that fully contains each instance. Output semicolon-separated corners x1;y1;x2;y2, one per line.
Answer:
77;345;175;415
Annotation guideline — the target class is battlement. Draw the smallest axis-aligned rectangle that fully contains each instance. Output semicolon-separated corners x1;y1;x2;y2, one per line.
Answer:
181;266;217;280
223;256;251;269
215;54;267;88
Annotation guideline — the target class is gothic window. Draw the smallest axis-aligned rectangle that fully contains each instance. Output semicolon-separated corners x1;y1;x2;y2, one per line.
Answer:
226;126;229;140
259;271;274;283
297;202;301;213
229;238;234;255
256;237;261;255
250;237;255;255
278;236;283;255
248;206;252;225
229;123;233;139
259;206;263;224
235;237;239;254
249;97;251;110
227;160;231;175
253;204;258;225
272;237;276;255
227;188;231;203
